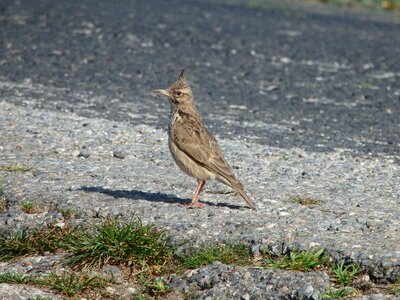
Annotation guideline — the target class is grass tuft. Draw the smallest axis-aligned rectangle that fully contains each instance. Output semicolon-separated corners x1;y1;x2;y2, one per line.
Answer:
322;287;354;299
0;197;6;213
290;196;321;207
181;243;252;269
30;296;53;300
0;181;8;213
0;272;30;284
393;278;400;292
0;226;73;261
59;207;77;219
29;296;53;300
41;271;110;297
20;200;41;214
0;217;176;273
142;277;170;297
0;165;32;173
264;248;327;271
331;260;361;286
64;218;175;270
0;271;110;297
311;0;400;11
134;294;151;300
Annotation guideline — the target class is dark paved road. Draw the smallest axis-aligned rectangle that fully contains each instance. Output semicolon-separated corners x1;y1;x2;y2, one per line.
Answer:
1;0;399;160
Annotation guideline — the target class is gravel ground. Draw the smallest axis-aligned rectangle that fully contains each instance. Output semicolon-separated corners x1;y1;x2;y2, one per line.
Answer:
0;100;399;298
0;0;399;298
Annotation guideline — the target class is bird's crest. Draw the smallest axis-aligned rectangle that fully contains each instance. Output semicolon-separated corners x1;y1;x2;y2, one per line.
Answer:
171;69;189;90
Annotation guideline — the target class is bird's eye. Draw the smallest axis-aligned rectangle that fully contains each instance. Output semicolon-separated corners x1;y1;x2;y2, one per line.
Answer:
175;91;182;96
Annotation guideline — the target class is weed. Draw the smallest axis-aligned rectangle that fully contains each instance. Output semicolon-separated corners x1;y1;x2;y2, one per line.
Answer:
0;187;7;213
182;243;252;269
358;82;375;89
64;217;175;270
29;296;53;300
0;217;175;272
59;207;76;219
312;0;400;11
0;272;30;284
42;272;110;297
264;248;327;271
0;165;32;172
247;0;274;10
0;226;73;260
322;287;353;299
290;196;321;207
143;277;170;296
331;260;361;286
20;200;40;214
0;197;6;213
393;278;400;292
134;294;150;300
0;271;110;297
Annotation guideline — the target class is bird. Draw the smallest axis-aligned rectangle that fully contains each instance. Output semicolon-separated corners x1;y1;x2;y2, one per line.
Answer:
154;70;256;210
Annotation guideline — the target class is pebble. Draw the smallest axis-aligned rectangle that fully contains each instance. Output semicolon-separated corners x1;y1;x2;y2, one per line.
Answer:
77;149;90;158
113;149;125;159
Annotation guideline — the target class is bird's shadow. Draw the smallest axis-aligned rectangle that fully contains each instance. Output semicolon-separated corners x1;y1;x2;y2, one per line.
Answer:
79;186;243;210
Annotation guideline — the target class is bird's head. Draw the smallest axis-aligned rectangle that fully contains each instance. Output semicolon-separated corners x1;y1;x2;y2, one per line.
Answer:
154;69;193;105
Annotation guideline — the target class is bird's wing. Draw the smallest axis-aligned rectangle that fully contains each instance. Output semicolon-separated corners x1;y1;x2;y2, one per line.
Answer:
171;118;238;184
172;117;256;210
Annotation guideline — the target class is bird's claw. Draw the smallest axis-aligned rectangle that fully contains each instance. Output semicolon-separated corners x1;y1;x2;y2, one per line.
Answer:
184;202;207;209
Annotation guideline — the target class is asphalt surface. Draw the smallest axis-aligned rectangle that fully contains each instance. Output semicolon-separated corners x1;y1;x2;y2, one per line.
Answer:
0;0;399;161
0;2;400;297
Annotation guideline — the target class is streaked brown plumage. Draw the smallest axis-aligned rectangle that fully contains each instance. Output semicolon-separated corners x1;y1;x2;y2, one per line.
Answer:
155;70;256;210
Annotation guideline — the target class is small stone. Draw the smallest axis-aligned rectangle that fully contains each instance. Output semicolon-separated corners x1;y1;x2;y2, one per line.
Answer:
55;222;65;228
298;284;314;298
27;127;40;134
241;294;250;300
369;294;389;300
251;244;261;256
124;287;136;295
270;244;283;255
243;271;251;280
46;211;63;220
265;85;277;92
103;265;123;283
113;149;125;159
77;150;90;158
199;268;209;276
357;217;367;225
184;269;195;278
157;23;167;30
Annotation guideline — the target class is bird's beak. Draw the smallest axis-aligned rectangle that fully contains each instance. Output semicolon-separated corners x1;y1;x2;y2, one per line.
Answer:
154;89;170;97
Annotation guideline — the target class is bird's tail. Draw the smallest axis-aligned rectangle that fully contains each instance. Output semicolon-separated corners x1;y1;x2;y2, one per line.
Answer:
232;183;257;210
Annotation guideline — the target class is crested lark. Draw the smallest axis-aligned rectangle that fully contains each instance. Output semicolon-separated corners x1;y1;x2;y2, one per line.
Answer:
155;70;256;210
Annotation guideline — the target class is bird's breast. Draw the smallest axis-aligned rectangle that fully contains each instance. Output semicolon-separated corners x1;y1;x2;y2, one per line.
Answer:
167;126;216;181
169;110;182;127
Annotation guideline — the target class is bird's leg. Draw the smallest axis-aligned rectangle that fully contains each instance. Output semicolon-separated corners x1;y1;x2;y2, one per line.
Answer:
186;180;206;208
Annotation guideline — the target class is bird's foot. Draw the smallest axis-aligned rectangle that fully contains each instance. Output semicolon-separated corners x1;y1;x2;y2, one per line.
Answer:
185;202;207;209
